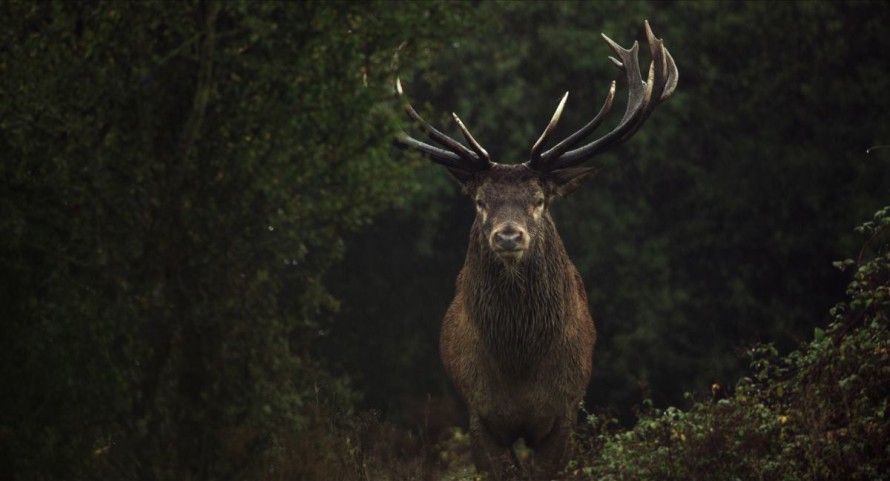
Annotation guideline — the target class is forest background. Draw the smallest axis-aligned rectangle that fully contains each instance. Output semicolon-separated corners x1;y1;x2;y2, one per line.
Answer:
1;1;888;479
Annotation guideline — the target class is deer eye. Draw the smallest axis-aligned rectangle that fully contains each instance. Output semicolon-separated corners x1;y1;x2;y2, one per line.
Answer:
475;199;485;209
534;198;545;208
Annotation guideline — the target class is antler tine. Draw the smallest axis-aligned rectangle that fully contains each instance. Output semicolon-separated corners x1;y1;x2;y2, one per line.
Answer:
649;20;678;102
395;134;466;170
529;91;569;169
611;21;671;141
538;81;616;163
452;112;491;162
402;104;477;163
531;22;678;172
395;78;490;170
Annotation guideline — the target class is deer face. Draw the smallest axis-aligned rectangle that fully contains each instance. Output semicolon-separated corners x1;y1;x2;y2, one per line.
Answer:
468;164;599;263
470;165;546;262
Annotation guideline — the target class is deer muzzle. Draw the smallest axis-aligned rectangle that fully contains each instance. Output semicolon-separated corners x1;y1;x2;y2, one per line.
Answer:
491;223;528;256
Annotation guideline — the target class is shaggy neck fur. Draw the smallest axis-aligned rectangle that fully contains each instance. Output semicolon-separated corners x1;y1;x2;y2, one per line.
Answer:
463;213;576;377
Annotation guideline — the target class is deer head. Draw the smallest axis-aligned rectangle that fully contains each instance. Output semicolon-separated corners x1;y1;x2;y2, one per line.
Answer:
397;21;678;264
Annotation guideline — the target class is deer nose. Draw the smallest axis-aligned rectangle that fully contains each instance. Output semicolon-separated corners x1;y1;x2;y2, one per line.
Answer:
494;227;524;251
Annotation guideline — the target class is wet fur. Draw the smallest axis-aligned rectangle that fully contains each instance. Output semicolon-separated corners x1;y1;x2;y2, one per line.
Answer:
439;165;596;479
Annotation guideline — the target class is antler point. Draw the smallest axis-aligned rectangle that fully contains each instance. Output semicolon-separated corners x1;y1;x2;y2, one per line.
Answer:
644;20;660;42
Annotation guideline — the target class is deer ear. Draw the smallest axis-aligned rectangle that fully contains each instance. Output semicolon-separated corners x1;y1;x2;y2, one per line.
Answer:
547;167;599;196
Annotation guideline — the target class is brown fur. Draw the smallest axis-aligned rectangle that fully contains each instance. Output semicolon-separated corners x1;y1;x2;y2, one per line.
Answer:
439;164;596;479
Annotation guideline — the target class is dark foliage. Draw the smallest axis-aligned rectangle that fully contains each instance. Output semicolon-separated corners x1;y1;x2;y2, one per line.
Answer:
0;1;465;478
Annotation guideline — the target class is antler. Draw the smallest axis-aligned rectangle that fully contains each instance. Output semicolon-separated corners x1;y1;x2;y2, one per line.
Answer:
527;21;678;172
394;78;494;175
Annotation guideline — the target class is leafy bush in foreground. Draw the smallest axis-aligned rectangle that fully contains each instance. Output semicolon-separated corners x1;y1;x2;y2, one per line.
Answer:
568;206;890;481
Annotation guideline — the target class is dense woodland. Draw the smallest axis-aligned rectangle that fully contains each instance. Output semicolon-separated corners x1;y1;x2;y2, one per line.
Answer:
1;1;889;479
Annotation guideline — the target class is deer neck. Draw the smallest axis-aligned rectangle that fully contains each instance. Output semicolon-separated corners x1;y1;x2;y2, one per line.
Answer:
463;216;576;375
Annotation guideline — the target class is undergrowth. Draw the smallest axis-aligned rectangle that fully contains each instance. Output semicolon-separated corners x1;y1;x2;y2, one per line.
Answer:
566;205;890;481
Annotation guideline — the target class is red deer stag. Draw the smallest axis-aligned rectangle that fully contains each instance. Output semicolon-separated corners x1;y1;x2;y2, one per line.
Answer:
396;21;677;480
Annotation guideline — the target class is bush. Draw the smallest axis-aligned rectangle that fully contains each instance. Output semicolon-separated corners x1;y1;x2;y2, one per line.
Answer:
569;206;890;481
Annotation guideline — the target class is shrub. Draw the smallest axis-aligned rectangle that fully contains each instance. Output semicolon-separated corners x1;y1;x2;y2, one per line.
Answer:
569;206;890;481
